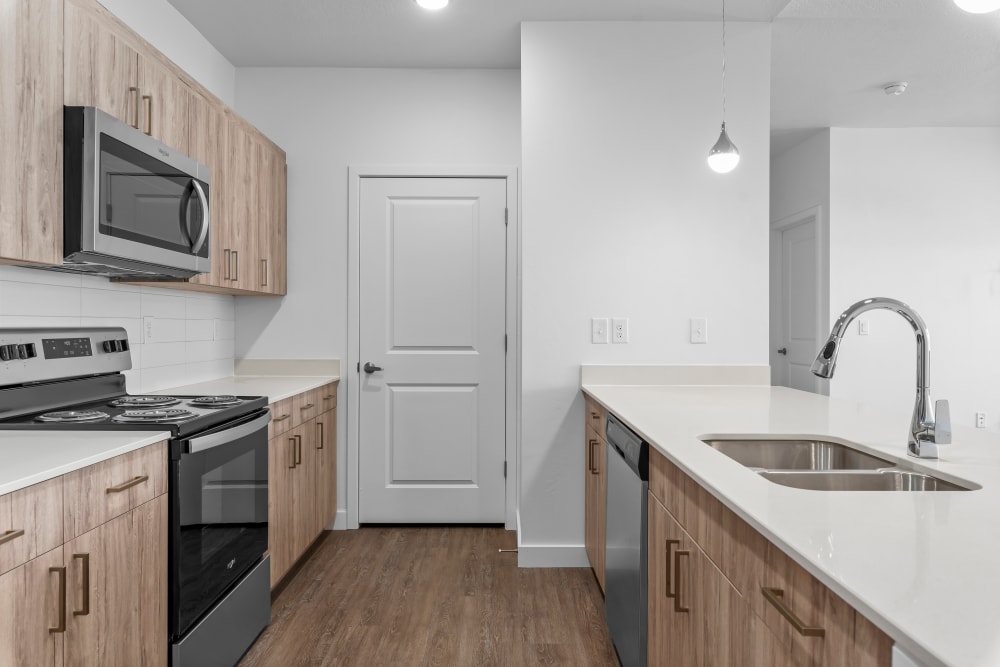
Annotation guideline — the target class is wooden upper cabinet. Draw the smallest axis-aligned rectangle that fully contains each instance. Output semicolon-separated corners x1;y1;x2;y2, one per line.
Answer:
137;57;193;154
187;97;230;290
225;119;258;292
0;0;64;267
256;140;274;293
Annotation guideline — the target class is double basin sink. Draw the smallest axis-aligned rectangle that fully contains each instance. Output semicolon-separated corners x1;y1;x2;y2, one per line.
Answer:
701;438;975;491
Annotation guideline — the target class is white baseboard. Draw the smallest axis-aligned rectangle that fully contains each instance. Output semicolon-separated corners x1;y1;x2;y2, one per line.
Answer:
515;509;591;567
331;509;348;531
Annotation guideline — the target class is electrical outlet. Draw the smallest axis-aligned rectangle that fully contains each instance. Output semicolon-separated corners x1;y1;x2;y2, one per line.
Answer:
591;318;609;344
612;318;628;344
690;318;708;344
976;411;987;428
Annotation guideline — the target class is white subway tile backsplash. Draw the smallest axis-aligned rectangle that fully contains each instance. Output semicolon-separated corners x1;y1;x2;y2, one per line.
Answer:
140;292;186;319
0;281;80;317
81;288;141;319
0;265;236;389
141;341;187;368
186;319;215;342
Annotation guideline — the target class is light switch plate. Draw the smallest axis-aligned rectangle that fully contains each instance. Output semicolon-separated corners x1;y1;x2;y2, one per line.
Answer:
591;318;610;344
858;319;870;336
690;318;708;344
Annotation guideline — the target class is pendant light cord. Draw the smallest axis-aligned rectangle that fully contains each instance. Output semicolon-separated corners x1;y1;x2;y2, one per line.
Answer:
721;0;727;123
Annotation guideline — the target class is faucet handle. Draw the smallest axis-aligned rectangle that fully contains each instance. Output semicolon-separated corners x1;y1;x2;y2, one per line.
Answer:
934;400;952;444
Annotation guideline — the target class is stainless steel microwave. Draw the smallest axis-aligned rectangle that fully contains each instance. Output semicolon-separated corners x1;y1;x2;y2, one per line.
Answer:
62;106;210;279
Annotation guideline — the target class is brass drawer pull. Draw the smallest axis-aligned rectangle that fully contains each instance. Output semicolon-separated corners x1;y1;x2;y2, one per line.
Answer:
261;258;269;287
673;550;690;613
73;553;90;617
317;421;324;449
288;437;297;469
128;87;139;128
273;414;290;423
106;475;149;494
49;566;67;633
224;249;231;281
587;439;598;473
295;434;303;465
665;539;680;598
142;94;153;135
0;528;25;546
322;394;334;401
300;403;315;411
762;587;825;637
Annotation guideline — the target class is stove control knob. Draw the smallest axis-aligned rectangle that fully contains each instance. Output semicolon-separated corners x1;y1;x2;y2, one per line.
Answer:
118;339;130;351
20;343;36;359
0;345;11;361
102;340;119;353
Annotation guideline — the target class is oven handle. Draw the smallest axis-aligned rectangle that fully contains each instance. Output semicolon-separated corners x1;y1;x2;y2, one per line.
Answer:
186;411;271;454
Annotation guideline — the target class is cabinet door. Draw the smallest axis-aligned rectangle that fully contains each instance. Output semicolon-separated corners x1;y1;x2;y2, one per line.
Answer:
64;0;139;127
225;119;258;292
255;139;274;293
648;493;695;665
188;97;230;289
134;496;167;667
0;546;65;667
268;430;297;587
314;411;337;532
137;55;192;154
63;510;139;667
295;421;319;555
271;157;288;295
584;432;605;591
0;0;63;266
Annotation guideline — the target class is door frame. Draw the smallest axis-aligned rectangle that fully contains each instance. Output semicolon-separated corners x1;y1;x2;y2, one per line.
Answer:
346;165;520;530
769;205;829;394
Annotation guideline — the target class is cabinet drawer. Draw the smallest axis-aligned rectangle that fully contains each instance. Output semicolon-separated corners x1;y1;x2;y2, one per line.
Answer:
584;396;606;436
317;382;338;413
293;388;320;424
269;397;294;438
0;477;63;576
63;441;168;540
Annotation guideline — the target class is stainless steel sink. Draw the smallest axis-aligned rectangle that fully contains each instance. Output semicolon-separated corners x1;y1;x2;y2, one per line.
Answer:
759;470;973;492
703;438;892;471
701;436;976;491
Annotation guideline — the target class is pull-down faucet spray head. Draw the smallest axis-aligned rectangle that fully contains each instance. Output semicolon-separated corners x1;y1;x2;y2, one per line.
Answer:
810;336;841;379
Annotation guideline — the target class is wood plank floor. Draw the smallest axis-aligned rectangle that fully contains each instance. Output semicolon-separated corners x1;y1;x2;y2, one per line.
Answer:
239;527;620;667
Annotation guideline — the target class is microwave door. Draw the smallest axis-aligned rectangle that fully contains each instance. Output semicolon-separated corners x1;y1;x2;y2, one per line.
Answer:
180;179;210;255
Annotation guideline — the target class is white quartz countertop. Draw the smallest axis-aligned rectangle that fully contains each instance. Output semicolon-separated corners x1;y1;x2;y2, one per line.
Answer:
156;374;339;404
0;430;169;496
582;383;1000;667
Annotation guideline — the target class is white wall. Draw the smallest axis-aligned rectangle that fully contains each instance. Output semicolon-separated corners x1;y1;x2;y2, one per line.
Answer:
97;0;236;106
825;128;1000;432
233;67;521;521
520;22;772;564
0;266;234;392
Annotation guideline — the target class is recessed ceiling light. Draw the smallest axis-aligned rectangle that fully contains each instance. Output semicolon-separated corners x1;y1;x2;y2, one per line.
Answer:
415;0;449;9
954;0;1000;13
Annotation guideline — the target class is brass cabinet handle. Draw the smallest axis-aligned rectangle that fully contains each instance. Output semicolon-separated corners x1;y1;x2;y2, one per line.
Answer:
261;258;268;287
588;439;599;474
273;414;290;423
761;587;825;637
322;395;335;401
224;249;231;280
673;550;690;613
49;566;67;633
288;436;296;469
232;251;239;282
590;411;600;421
316;421;324;449
128;87;139;128
73;553;90;617
106;475;149;494
295;434;302;465
665;539;680;599
0;528;25;546
142;94;152;135
300;403;315;411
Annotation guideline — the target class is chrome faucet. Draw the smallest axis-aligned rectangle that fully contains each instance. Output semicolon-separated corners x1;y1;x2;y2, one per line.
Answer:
811;297;951;459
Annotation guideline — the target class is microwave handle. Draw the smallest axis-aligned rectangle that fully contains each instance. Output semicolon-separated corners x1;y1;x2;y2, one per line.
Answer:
179;179;211;255
186;410;271;454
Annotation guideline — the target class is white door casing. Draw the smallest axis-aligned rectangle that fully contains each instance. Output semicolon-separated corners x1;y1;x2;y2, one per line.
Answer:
771;210;824;394
357;177;508;523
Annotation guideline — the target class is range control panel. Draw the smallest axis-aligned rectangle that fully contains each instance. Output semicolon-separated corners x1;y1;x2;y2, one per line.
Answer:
0;327;132;387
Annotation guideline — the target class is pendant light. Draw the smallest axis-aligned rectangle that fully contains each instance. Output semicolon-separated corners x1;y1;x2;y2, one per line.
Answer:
415;0;449;9
707;0;740;174
953;0;1000;13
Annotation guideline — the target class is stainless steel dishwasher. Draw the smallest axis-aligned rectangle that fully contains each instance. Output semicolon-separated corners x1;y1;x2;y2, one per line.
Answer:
604;413;648;667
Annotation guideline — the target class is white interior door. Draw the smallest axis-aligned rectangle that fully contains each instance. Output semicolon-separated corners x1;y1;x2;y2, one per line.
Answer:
358;177;507;523
773;216;822;393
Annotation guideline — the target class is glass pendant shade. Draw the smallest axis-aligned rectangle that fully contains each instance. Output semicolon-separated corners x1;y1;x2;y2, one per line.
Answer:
707;122;740;174
953;0;1000;13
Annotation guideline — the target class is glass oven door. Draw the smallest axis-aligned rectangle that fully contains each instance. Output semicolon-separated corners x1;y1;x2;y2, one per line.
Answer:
171;409;270;638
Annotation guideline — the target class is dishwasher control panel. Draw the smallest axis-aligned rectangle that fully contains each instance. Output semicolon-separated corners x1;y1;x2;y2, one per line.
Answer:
606;413;648;480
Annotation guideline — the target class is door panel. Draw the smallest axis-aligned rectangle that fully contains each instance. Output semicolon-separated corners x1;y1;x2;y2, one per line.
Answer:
774;217;822;394
359;177;506;523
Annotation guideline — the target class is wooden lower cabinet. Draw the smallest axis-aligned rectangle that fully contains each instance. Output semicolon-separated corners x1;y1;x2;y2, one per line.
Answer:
0;445;167;667
268;383;339;588
583;397;607;591
647;446;893;666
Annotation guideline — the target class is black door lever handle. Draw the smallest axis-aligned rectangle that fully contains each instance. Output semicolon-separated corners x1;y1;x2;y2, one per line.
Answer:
363;362;383;374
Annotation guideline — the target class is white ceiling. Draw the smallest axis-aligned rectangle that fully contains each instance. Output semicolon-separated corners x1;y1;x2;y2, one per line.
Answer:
166;0;1000;153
